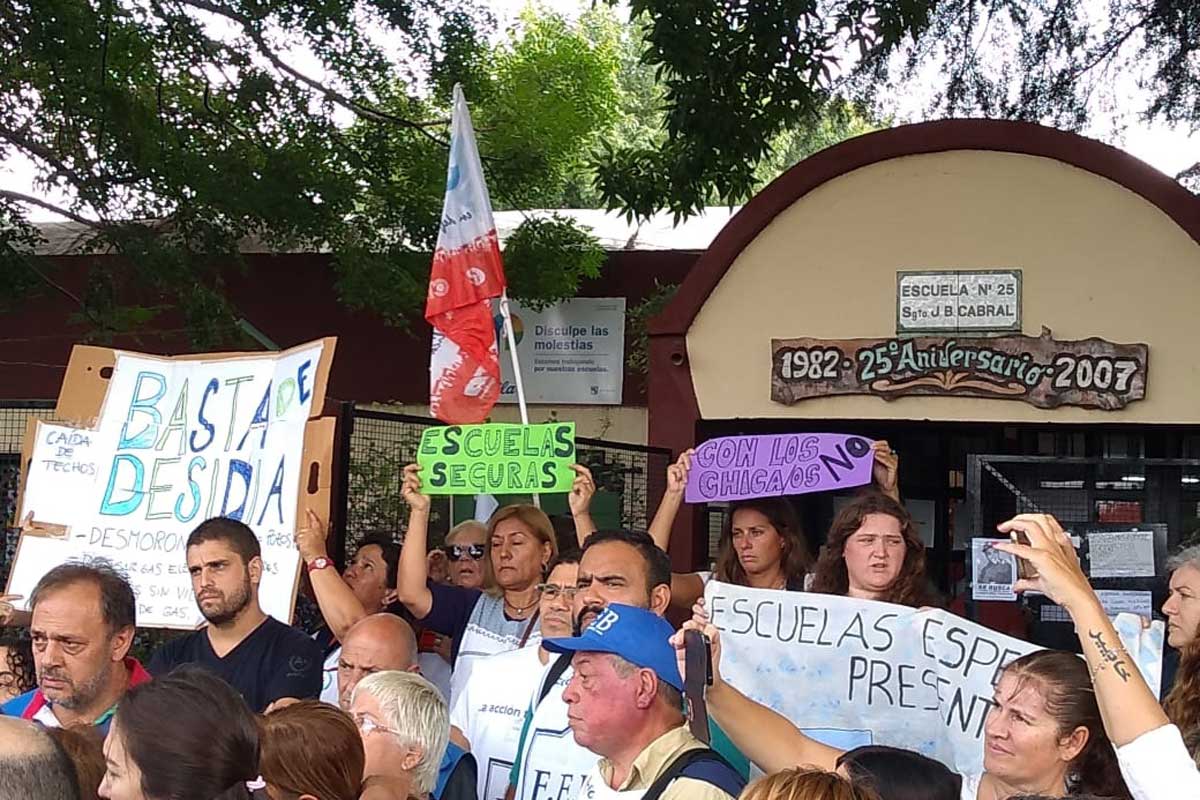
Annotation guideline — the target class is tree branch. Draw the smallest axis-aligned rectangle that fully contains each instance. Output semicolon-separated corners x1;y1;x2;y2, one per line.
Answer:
170;0;451;146
0;190;104;228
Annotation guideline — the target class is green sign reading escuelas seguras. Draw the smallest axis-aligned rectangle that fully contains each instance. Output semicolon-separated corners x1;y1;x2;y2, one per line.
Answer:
418;422;576;495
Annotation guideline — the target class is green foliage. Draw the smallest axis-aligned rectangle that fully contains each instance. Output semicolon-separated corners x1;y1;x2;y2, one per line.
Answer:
503;214;606;311
0;1;619;342
753;99;884;188
594;0;1200;213
593;0;931;220
625;280;677;375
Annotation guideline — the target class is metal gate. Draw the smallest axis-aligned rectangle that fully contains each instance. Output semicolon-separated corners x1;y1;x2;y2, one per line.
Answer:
343;408;670;554
967;455;1200;548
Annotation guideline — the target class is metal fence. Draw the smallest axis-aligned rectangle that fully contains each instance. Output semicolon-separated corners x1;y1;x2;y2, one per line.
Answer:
344;408;670;554
966;455;1200;548
965;454;1200;641
1;401;672;586
1;400;55;580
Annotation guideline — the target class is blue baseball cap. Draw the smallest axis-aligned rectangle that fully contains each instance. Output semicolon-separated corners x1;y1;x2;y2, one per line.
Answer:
542;603;683;691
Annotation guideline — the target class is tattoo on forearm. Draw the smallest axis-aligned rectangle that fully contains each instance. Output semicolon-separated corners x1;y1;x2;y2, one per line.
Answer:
1088;630;1131;682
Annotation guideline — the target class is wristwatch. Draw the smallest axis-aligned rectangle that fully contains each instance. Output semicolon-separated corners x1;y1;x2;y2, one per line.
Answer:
305;556;333;573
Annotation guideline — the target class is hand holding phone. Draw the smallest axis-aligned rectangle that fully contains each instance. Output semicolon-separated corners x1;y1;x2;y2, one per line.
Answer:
1010;528;1039;579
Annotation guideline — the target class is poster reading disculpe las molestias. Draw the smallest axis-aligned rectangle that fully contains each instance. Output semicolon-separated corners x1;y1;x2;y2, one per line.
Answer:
9;339;336;629
496;298;625;405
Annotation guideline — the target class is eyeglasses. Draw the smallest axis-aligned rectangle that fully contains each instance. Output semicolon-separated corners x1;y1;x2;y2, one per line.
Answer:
444;544;486;561
537;584;580;602
352;712;403;738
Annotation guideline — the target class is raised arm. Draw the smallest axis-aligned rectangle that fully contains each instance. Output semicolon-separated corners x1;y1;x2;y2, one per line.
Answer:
668;573;707;611
648;449;693;551
871;440;900;503
395;464;434;619
294;509;370;641
670;616;843;774
0;595;31;629
569;464;598;546
995;514;1169;746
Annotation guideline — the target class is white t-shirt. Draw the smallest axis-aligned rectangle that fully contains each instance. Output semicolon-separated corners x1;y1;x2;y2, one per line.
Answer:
1114;723;1200;800
320;645;341;706
31;703;61;728
419;651;453;702
958;771;980;800
577;768;647;800
451;646;545;800
958;724;1200;800
450;594;542;706
512;658;600;800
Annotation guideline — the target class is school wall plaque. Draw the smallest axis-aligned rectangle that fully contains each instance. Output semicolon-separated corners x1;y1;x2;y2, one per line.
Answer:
771;328;1148;410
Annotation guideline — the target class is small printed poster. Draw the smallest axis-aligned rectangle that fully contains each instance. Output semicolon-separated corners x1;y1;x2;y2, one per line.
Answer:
972;538;1017;601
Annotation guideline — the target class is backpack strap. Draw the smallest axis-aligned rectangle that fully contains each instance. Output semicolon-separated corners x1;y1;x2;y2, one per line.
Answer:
537;652;573;706
639;746;747;800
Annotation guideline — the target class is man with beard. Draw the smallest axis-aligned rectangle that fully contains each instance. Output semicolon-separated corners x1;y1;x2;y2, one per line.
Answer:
148;516;322;711
2;562;149;731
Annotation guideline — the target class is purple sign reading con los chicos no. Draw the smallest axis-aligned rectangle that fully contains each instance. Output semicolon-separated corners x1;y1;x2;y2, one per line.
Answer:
685;433;874;503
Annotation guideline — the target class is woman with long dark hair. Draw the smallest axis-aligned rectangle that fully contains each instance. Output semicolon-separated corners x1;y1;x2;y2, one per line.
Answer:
1161;540;1200;760
633;442;902;610
808;493;935;607
99;666;265;800
677;512;1200;800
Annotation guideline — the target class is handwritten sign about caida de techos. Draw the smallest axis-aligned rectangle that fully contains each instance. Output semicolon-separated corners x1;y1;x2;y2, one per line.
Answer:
418;422;576;495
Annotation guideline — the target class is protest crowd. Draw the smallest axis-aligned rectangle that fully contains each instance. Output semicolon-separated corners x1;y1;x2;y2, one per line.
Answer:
1;439;1199;800
2;67;1198;800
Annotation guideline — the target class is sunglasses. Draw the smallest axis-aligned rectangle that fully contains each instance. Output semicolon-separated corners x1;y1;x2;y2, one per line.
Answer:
444;544;485;561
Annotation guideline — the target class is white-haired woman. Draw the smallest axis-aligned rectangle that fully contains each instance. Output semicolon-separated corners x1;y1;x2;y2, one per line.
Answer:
351;671;450;800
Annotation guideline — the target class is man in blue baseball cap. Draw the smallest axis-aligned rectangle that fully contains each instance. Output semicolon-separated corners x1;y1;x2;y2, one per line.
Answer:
542;603;744;800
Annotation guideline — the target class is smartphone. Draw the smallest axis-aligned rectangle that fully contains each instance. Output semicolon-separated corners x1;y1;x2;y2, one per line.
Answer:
418;629;439;652
1010;528;1039;579
682;629;712;744
683;629;712;686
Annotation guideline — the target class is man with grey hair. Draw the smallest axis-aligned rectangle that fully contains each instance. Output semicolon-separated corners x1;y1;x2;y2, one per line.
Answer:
337;614;476;800
335;613;420;711
351;670;452;800
0;715;82;800
544;603;745;800
1;561;150;731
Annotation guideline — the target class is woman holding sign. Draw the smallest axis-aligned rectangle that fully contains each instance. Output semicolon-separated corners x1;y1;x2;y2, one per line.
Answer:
396;463;557;704
809;492;936;608
673;513;1199;800
636;442;901;611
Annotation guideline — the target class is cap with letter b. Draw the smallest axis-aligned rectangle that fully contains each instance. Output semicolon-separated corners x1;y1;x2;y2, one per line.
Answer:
542;603;683;691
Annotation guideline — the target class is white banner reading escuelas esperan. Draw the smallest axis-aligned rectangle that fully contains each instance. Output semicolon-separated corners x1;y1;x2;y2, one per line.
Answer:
706;581;1035;775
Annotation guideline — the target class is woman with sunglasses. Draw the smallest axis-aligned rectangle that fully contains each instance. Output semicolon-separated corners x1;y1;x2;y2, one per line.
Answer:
442;522;488;590
397;464;558;705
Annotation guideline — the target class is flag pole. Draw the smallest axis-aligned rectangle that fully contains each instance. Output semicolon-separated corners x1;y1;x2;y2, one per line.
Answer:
498;289;539;508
